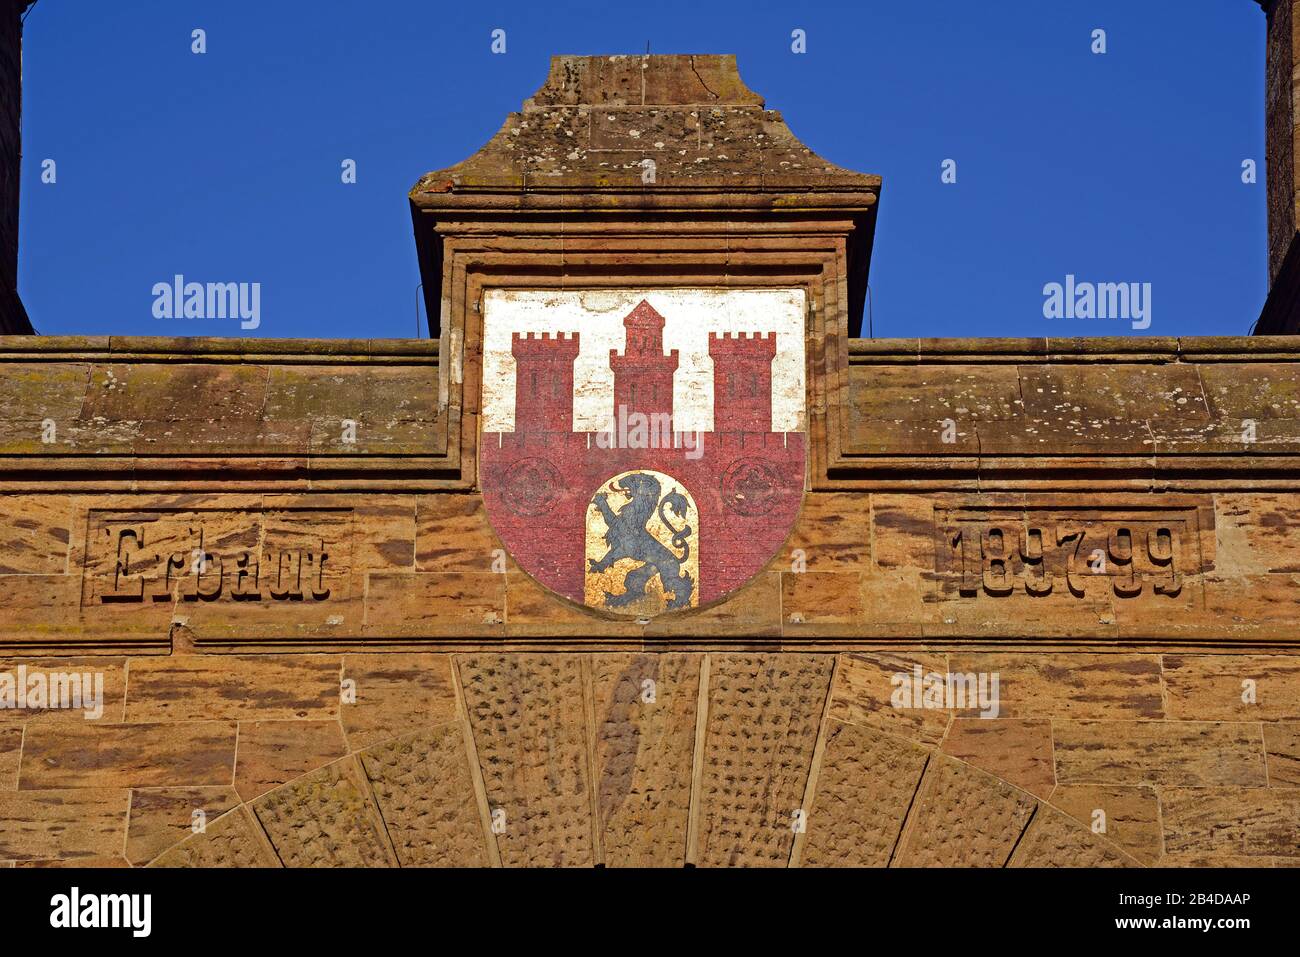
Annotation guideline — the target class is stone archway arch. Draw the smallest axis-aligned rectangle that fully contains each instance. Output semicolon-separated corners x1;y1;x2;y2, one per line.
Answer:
143;653;1142;868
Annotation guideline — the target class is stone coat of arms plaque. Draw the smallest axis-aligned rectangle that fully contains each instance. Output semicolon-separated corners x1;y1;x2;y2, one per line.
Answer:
479;288;806;617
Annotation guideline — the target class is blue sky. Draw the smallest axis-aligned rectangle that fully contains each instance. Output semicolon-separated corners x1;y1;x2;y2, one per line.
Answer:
19;0;1265;339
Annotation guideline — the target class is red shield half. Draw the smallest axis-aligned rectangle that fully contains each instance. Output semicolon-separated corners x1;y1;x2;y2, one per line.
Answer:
480;290;806;618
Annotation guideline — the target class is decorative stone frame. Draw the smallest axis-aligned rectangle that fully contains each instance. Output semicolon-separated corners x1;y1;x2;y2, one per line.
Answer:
426;215;863;493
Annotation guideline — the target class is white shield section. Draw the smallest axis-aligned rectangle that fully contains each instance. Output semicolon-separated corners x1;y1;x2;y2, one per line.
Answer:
481;288;806;434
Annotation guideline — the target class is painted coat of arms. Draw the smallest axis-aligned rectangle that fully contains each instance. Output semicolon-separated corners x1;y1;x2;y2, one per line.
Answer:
479;289;806;618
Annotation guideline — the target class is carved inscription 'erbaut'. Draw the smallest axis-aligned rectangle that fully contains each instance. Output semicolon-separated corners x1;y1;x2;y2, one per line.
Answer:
83;509;349;605
934;504;1208;602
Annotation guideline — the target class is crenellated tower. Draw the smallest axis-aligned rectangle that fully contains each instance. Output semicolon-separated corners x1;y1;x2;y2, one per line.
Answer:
512;331;580;432
709;331;777;433
609;300;678;428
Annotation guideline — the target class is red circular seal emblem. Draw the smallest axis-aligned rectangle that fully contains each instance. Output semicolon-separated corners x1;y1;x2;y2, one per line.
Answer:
721;458;782;516
500;457;562;516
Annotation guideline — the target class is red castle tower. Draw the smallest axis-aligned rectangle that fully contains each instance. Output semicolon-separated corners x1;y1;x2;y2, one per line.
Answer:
609;300;678;429
511;331;580;433
709;331;778;433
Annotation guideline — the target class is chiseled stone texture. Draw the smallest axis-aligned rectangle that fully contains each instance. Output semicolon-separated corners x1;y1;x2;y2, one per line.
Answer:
458;654;595;867
149;805;280;868
1008;806;1135;868
126;786;242;866
0;648;1290;868
800;719;929;867
1048;785;1163;865
591;653;699;868
894;756;1037;867
360;723;489;867
693;654;833;867
4;42;1300;870
251;758;397;868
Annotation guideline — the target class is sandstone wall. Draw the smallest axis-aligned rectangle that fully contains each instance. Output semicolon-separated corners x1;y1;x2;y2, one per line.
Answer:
1;334;1298;867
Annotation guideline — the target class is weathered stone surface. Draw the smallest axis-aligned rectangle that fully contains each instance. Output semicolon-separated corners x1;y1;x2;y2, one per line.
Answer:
339;653;457;751
0;573;172;649
871;495;939;572
1;45;1299;872
693;654;833;867
263;365;438;451
458;654;595;867
126;655;341;722
234;720;349;801
941;719;1055;799
1214;493;1300;576
1161;788;1300;861
351;497;417;572
364;572;505;637
82;363;269;425
502;570;644;637
782;571;864;633
415;494;502;572
1052;720;1268;787
894;756;1036;867
1163;654;1300;721
800;719;928;867
1048;784;1163;865
126;786;242;865
0;365;94;448
785;494;873;571
150;805;280;868
829;652;951;746
412;55;879;194
0;495;72;574
0;788;129;861
946;653;1164;720
0;726;20;788
252;757;397;867
1008;805;1133;868
1265;721;1300;786
643;572;782;639
848;365;1020;452
360;722;489;867
12;856;130;868
19;721;238;789
591;653;698;867
0;658;127;725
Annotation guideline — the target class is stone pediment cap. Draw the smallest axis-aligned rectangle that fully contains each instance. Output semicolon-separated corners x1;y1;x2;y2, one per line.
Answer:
410;54;881;205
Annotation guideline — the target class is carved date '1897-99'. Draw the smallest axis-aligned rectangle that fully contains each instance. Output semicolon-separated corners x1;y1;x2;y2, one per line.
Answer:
935;506;1205;601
